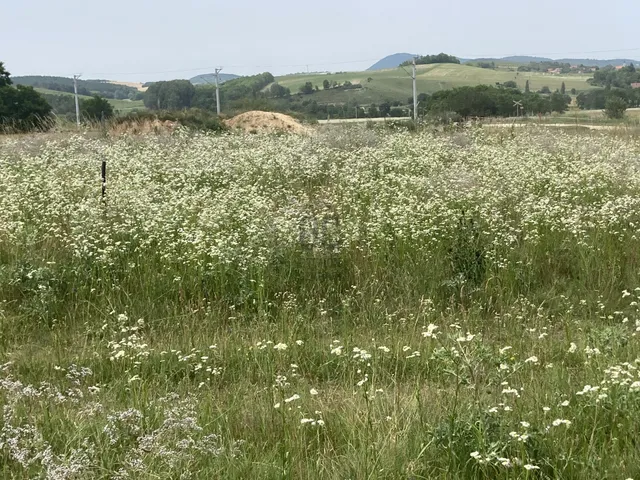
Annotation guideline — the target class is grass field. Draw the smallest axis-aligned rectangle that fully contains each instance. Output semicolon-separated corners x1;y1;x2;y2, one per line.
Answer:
483;107;640;127
276;63;593;105
35;87;146;114
2;126;640;478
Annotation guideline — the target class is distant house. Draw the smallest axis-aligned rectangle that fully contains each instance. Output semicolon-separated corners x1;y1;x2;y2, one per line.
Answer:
631;82;640;89
615;66;625;70
547;68;561;74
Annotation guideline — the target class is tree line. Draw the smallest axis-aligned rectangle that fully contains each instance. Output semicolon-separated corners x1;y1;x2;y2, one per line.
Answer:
588;64;640;88
11;75;143;100
143;73;277;111
416;85;571;118
400;53;460;67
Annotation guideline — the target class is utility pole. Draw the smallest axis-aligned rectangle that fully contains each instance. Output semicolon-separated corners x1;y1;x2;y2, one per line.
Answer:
73;74;81;127
513;100;523;118
412;58;418;122
214;67;222;115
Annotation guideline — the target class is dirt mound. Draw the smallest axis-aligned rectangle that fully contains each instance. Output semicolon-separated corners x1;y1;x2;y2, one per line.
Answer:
225;111;308;134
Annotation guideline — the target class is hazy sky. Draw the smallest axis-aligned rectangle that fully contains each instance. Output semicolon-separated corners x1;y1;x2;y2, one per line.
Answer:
3;0;639;82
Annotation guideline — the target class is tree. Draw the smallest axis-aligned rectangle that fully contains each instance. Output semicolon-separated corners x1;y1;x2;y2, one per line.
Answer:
0;84;53;132
299;82;314;94
367;104;379;117
323;79;330;90
550;91;570;113
539;86;551;94
604;96;627;119
571;88;577;95
502;81;518;89
269;83;290;98
561;82;566;95
144;80;196;110
81;95;114;121
379;102;391;117
0;61;11;87
525;80;530;93
192;86;218;111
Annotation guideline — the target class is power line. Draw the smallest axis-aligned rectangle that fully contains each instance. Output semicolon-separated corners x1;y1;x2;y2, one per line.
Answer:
78;57;381;77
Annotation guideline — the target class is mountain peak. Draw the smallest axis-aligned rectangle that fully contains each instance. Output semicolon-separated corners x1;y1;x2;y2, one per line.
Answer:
368;53;416;71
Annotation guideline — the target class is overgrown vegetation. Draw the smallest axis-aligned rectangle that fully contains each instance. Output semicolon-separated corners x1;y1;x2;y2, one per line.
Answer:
2;127;640;478
113;108;227;132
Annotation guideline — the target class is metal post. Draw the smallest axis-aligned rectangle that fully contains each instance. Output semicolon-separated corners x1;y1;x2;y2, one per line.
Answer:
214;67;222;115
412;58;418;122
73;74;81;127
101;158;107;201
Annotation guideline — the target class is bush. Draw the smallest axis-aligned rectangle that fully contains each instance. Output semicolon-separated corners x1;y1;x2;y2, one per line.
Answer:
0;84;53;133
81;95;114;122
114;109;228;132
604;96;627;119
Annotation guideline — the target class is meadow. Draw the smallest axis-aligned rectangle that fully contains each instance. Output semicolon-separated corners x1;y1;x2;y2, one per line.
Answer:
34;88;146;114
275;64;593;104
2;125;640;479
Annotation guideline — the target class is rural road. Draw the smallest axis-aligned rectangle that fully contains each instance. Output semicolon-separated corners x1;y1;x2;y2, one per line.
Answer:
483;123;630;131
318;117;411;124
318;117;633;131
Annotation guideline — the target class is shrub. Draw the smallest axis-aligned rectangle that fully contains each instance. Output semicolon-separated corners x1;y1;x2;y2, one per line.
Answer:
113;109;228;132
81;95;114;122
604;96;627;119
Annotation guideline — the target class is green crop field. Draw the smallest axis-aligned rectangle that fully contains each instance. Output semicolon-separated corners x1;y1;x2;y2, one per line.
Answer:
35;87;146;113
2;125;640;478
276;63;593;105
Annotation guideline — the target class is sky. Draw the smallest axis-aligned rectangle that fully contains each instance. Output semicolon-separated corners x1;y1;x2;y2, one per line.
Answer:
3;0;640;82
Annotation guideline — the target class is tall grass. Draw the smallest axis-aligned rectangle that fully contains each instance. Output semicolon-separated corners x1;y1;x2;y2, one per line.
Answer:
1;126;640;478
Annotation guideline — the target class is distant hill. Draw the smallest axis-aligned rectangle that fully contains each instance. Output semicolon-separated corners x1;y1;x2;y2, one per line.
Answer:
463;56;640;67
190;73;241;85
555;58;639;67
367;54;416;71
500;56;554;63
275;63;594;106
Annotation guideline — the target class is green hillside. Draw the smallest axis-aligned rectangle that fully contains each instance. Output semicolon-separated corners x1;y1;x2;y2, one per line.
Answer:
275;63;593;105
35;88;145;113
